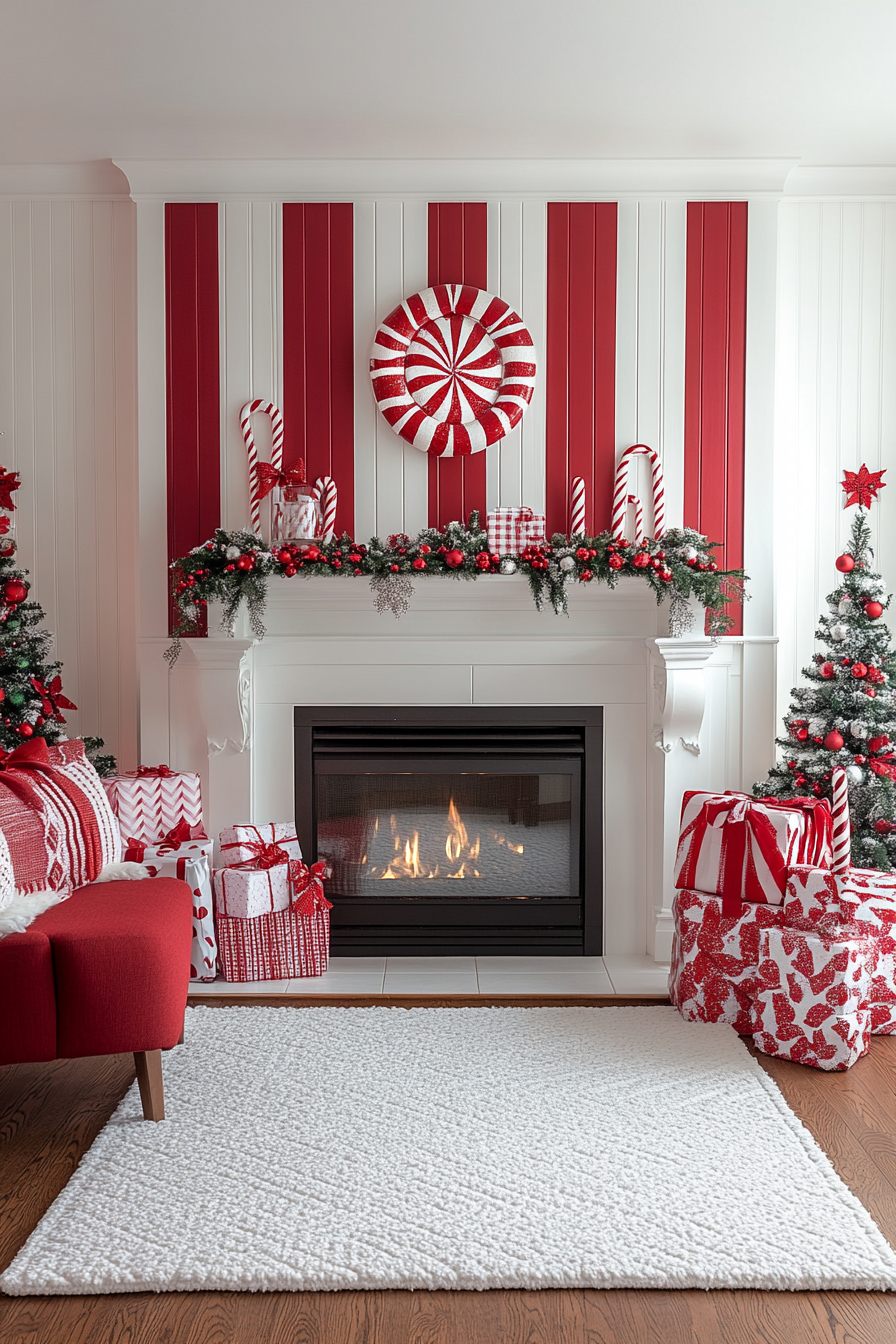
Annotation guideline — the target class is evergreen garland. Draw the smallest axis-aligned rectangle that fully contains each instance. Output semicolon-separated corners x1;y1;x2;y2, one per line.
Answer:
169;513;746;653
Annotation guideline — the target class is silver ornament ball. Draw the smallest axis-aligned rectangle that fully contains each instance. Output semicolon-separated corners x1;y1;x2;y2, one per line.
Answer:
850;721;869;739
828;622;848;641
838;596;852;615
846;764;865;784
499;558;518;575
559;555;576;572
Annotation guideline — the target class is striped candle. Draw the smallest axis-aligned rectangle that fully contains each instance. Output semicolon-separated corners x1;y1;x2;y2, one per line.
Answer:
569;477;586;536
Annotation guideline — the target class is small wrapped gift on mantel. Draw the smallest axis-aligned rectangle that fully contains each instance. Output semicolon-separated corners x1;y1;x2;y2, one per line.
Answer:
102;765;204;847
674;791;833;913
214;856;332;982
486;507;546;556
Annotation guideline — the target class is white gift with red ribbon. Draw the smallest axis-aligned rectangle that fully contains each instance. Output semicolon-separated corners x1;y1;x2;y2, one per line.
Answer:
486;507;546;555
136;836;217;983
674;790;833;912
215;859;332;982
218;822;302;867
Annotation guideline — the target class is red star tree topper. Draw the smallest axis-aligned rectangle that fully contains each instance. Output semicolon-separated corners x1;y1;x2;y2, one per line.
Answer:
842;463;887;509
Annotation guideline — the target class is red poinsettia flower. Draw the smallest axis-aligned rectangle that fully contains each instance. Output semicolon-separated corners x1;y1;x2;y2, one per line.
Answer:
842;463;887;509
0;470;20;512
31;674;77;723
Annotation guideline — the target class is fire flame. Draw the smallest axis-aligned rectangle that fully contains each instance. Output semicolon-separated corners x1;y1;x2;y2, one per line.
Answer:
364;796;524;881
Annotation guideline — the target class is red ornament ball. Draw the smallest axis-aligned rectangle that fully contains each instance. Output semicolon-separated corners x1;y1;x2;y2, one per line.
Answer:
820;662;835;678
852;663;869;679
867;688;878;698
236;554;254;571
418;544;431;555
824;730;844;751
0;689;5;703
16;723;32;737
389;564;399;573
412;558;427;571
284;565;296;577
444;549;465;569
474;552;491;570
580;569;593;582
835;554;855;573
3;579;28;605
865;601;884;620
874;819;896;835
632;552;650;569
608;554;625;571
304;546;321;562
794;726;809;741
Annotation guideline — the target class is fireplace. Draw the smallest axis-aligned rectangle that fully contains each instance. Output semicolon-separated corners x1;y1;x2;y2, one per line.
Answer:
294;706;603;955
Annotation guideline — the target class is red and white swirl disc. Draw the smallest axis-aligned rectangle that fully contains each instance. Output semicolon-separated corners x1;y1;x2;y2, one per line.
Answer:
369;284;537;456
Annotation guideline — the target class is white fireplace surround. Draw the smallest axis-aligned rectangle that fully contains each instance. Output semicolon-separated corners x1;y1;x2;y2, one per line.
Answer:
147;576;775;963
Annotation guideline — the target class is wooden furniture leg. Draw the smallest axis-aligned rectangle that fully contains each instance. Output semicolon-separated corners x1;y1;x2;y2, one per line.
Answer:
134;1050;165;1121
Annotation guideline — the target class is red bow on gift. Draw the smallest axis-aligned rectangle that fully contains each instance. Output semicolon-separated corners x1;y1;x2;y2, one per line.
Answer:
0;469;21;513
124;820;207;862
31;674;77;724
289;859;332;915
221;838;290;869
700;795;832;916
134;764;175;778
255;462;307;501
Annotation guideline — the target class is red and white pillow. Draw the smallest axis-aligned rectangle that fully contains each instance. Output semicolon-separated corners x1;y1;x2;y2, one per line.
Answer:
0;739;123;895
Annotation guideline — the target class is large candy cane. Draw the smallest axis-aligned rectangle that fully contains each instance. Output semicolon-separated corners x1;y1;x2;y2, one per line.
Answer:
313;476;338;542
239;399;284;535
569;477;586;536
611;443;665;541
831;766;852;876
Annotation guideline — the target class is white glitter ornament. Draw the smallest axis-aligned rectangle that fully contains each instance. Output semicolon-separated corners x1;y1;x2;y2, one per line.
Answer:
838;596;853;615
807;718;827;736
559;555;576;572
828;623;848;641
850;721;869;739
684;546;699;561
846;764;865;784
225;546;242;561
499;558;518;575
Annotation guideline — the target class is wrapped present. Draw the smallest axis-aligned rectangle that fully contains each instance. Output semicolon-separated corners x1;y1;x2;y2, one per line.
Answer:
213;856;295;920
102;765;203;846
486;506;546;555
669;888;784;1034
752;926;875;1070
215;860;331;982
218;822;302;867
674;791;833;912
137;835;217;983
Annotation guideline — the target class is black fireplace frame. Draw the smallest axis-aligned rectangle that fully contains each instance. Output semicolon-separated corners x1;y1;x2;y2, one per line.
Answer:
294;705;603;957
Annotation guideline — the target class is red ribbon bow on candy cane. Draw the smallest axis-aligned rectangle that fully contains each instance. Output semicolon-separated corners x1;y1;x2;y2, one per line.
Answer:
134;764;175;778
221;839;291;870
255;461;307;501
289;860;332;915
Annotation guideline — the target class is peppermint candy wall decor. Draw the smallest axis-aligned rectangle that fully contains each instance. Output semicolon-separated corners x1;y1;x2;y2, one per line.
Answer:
369;284;536;457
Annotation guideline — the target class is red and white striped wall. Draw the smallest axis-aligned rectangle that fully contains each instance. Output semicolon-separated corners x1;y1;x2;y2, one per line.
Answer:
162;195;750;635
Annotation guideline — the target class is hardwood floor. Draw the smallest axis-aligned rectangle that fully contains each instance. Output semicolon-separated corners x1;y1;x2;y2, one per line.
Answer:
2;1001;896;1344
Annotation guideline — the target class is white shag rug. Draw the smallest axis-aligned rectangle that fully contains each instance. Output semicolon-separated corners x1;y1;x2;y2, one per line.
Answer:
4;1006;896;1296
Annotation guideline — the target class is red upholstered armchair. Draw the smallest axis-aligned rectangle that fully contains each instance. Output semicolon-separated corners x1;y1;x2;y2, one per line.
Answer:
0;877;192;1120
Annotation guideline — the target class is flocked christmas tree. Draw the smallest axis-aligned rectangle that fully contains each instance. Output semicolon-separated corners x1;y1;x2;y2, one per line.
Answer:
0;467;114;770
755;465;896;871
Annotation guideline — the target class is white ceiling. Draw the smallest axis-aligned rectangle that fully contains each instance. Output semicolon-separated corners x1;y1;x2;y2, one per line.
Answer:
0;0;894;166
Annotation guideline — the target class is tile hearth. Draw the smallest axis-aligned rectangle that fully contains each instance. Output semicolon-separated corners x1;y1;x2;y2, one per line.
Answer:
188;955;670;997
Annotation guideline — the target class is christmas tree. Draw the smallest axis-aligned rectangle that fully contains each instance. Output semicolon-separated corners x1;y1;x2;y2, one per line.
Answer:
0;468;114;771
755;465;896;871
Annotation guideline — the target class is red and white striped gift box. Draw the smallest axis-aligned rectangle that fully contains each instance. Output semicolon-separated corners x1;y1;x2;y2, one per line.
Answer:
752;925;875;1071
486;507;546;555
674;790;833;911
216;904;329;981
102;766;203;846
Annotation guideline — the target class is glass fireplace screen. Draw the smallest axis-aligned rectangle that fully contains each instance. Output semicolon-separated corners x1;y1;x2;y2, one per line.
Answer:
316;769;577;900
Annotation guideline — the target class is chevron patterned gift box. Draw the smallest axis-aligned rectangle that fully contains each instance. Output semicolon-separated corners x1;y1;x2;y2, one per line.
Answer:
101;765;204;847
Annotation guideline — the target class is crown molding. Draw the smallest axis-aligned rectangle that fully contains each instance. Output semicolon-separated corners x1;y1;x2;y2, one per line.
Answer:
784;164;896;199
0;161;131;199
114;157;799;201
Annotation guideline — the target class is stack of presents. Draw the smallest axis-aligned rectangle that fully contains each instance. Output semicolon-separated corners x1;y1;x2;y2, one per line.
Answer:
670;766;896;1069
100;765;331;984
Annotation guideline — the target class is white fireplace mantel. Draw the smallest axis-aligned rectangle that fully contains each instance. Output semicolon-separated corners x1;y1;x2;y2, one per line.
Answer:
153;575;777;963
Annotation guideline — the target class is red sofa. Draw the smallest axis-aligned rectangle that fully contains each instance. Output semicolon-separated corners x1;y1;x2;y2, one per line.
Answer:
0;877;192;1119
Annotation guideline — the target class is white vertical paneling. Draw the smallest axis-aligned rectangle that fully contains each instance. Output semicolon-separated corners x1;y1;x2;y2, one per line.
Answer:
614;200;686;534
519;199;547;516
400;200;429;533
774;200;896;736
742;199;778;639
0;197;138;766
221;200;280;533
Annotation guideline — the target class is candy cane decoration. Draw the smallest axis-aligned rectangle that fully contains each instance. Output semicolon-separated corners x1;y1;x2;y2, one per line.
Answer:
569;477;586;536
611;443;665;541
831;766;852;876
313;476;338;542
239;399;284;535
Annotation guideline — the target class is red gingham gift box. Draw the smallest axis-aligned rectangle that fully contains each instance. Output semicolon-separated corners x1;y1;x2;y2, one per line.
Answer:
486;507;546;555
